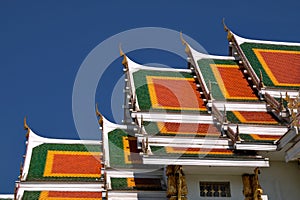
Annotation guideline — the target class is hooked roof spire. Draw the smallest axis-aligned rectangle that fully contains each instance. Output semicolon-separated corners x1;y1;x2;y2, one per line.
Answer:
119;44;128;71
24;116;30;138
180;32;191;54
222;18;234;42
95;103;103;128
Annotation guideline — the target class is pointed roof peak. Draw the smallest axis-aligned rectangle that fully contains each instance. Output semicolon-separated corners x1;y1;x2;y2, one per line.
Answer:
24;116;30;138
222;18;234;42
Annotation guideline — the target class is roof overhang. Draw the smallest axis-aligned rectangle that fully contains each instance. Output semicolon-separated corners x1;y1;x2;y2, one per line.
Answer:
143;156;269;167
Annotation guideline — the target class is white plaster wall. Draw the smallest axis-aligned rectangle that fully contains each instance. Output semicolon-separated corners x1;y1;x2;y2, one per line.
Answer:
260;161;300;200
184;161;300;200
185;174;244;200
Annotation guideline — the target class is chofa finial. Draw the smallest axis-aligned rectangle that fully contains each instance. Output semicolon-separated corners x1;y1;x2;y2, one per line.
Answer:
119;43;128;71
180;32;191;54
222;18;233;42
24;116;30;138
95;103;103;128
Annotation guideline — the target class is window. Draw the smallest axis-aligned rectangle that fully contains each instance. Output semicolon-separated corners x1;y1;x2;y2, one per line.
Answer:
200;181;231;197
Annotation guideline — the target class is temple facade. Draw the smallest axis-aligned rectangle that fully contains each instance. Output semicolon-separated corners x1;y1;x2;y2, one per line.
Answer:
1;23;300;200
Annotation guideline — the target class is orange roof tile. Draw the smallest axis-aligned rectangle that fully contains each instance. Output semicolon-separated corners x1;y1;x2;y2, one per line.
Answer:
147;76;206;111
233;111;278;124
165;147;233;155
39;191;102;199
157;122;219;136
211;64;257;100
253;49;300;86
44;151;101;178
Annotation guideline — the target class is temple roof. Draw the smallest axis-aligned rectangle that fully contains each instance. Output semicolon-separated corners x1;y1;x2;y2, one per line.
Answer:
187;45;259;102
125;56;207;113
143;121;220;138
21;128;102;182
102;117;153;169
226;29;300;97
144;144;269;167
226;110;280;125
110;177;163;191
17;190;103;200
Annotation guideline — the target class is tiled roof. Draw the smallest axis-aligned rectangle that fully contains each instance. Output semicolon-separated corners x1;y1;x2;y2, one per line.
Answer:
27;143;102;182
22;191;102;199
239;133;281;143
150;146;238;158
239;42;300;89
196;59;258;101
143;121;220;137
111;177;163;190
144;143;270;167
132;69;206;112
107;129;143;168
226;111;280;125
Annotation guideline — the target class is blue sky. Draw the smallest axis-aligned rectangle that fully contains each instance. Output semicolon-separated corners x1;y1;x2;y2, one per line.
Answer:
1;0;300;193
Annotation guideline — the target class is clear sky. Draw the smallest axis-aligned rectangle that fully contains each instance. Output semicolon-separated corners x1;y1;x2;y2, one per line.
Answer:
1;0;300;193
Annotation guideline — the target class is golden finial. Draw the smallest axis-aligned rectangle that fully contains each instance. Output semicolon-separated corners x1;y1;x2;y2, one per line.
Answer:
24;116;30;138
285;92;290;102
222;18;229;32
180;32;191;54
180;32;187;45
95;103;101;117
259;69;265;88
222;18;233;42
119;43;128;71
95;103;103;127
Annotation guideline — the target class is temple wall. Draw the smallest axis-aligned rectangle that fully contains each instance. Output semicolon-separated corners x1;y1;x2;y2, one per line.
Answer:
260;161;300;200
185;174;244;200
184;161;300;200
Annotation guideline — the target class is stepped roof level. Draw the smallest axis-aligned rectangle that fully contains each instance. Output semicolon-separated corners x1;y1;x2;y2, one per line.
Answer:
15;118;104;200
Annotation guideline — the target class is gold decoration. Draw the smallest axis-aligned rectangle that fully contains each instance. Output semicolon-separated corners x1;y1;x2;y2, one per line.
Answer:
24;116;30;138
242;168;263;200
259;70;265;88
119;44;128;71
242;174;252;199
222;18;233;42
180;32;191;54
95;104;103;127
253;168;263;200
285;92;290;102
166;165;188;200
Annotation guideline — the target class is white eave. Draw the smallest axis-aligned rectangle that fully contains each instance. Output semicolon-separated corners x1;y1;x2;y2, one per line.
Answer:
232;31;300;46
235;143;277;151
143;157;269;167
227;124;287;136
263;89;300;99
108;191;167;200
147;137;230;147
213;101;267;112
131;112;213;123
16;183;104;200
0;194;14;199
